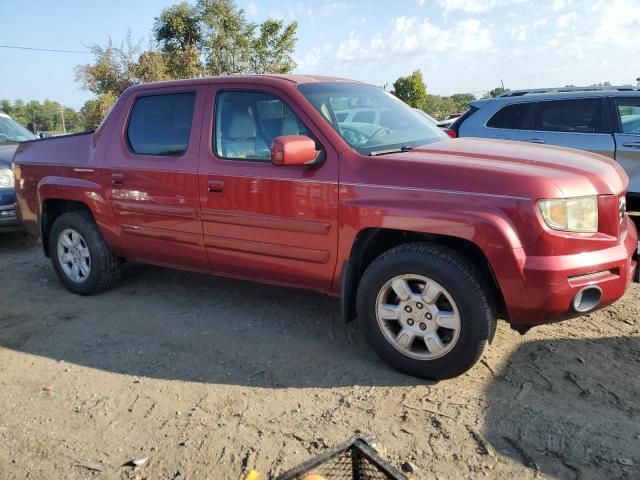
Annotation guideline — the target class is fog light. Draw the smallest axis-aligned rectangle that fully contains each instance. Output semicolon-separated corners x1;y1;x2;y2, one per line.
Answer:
0;209;16;218
572;286;602;313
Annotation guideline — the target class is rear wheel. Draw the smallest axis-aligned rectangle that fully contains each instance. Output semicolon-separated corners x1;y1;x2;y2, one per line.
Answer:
49;211;121;295
356;243;495;380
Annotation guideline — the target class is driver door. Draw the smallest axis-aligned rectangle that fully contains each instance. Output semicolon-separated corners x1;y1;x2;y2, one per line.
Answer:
197;85;340;290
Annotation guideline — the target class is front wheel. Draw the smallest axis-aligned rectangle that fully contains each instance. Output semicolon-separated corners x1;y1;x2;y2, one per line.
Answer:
49;211;122;295
356;243;495;380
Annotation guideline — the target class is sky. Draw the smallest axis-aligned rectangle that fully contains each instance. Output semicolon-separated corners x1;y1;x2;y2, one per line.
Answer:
1;0;639;110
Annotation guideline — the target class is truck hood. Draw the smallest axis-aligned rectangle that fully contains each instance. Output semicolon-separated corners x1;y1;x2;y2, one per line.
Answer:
367;138;628;199
0;143;17;169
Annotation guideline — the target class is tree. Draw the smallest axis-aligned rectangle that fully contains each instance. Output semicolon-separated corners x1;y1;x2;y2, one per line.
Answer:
484;86;509;98
0;99;85;133
75;34;141;96
392;70;428;109
198;0;250;75
80;93;118;130
135;50;170;83
153;2;204;78
75;0;299;111
247;19;297;74
154;1;202;51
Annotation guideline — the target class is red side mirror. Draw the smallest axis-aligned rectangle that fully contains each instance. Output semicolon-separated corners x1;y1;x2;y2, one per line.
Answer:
271;135;317;166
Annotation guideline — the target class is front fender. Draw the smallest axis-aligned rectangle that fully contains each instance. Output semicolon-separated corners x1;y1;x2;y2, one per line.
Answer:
334;186;539;321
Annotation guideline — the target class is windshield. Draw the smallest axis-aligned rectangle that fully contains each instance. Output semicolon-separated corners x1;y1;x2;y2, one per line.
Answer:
0;114;37;144
298;83;446;155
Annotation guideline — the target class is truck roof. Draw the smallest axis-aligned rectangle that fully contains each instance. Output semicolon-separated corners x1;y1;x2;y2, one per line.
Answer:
125;74;363;93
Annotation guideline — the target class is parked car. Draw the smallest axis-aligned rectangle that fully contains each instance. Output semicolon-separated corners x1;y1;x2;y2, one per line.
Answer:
436;117;458;129
14;76;638;380
0;112;36;232
450;85;640;206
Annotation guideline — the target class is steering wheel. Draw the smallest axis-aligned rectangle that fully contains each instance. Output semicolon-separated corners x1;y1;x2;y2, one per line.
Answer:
339;125;369;145
369;127;391;141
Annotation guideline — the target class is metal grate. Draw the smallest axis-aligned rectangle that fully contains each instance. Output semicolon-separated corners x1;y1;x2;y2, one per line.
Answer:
276;438;407;480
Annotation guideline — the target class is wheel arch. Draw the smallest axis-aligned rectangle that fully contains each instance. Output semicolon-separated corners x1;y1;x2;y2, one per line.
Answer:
340;227;506;328
41;199;94;257
37;176;120;257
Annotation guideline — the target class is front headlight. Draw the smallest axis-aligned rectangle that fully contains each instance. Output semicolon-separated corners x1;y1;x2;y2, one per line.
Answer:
537;196;598;233
0;168;14;189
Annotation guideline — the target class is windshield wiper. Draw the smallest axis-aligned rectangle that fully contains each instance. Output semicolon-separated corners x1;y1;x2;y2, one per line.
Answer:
369;145;415;156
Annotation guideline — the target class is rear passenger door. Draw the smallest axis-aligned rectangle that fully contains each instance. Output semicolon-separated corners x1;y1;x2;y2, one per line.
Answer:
197;85;339;290
613;97;640;194
104;87;207;269
522;98;615;157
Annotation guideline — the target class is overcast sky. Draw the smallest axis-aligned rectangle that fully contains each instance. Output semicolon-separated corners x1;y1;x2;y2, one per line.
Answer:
1;0;639;109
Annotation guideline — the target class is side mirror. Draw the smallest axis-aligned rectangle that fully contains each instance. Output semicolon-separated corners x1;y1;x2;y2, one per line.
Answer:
271;135;317;166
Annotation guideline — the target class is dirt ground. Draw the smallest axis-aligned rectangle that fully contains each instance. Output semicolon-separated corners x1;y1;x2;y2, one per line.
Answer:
1;232;639;480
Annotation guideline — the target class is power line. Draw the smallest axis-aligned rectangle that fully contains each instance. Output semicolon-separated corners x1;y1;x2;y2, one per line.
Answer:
0;44;91;54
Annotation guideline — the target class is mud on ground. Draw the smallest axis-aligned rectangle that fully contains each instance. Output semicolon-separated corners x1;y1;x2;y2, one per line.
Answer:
1;232;639;479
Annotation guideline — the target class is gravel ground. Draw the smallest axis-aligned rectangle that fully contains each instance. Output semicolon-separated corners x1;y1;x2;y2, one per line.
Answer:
1;232;639;480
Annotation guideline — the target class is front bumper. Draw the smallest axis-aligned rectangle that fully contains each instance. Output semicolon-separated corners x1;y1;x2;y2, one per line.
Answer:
0;202;22;232
502;217;638;326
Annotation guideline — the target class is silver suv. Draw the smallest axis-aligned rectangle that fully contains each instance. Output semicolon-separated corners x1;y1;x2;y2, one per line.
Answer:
452;86;640;201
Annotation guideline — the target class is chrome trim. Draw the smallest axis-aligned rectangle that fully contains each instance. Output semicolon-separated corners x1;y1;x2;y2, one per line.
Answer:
340;182;529;200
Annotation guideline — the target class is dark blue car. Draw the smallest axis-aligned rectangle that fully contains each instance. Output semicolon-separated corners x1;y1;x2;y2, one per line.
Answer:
0;112;36;232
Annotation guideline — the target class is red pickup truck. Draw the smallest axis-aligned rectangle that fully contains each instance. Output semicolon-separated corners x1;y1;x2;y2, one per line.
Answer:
14;75;638;379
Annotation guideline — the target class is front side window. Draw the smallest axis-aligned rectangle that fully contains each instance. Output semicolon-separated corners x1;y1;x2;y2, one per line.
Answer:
215;91;311;162
126;92;196;156
533;99;603;133
486;103;529;129
616;99;640;134
298;83;446;155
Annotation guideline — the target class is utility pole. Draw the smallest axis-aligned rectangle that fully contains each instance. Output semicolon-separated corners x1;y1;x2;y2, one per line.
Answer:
59;107;66;134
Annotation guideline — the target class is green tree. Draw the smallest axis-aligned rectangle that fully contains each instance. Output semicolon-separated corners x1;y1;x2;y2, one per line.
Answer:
247;19;297;74
154;1;202;51
0;99;85;133
80;93;118;130
75;34;141;96
153;1;204;78
484;86;509;98
135;50;170;82
392;70;428;109
75;1;299;102
198;0;250;75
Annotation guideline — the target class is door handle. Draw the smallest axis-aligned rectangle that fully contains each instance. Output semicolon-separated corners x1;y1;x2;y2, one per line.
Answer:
524;138;545;144
622;141;640;148
207;179;225;193
112;172;124;186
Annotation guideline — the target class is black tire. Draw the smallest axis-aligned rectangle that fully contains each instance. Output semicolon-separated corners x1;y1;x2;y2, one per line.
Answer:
356;243;495;380
49;211;121;295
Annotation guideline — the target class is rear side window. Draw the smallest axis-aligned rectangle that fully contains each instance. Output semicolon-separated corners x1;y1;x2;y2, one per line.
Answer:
534;99;603;133
486;103;529;129
127;92;196;156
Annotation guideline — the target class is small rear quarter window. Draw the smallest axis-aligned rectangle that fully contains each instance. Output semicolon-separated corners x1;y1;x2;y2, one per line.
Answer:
126;92;196;156
487;103;529;129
